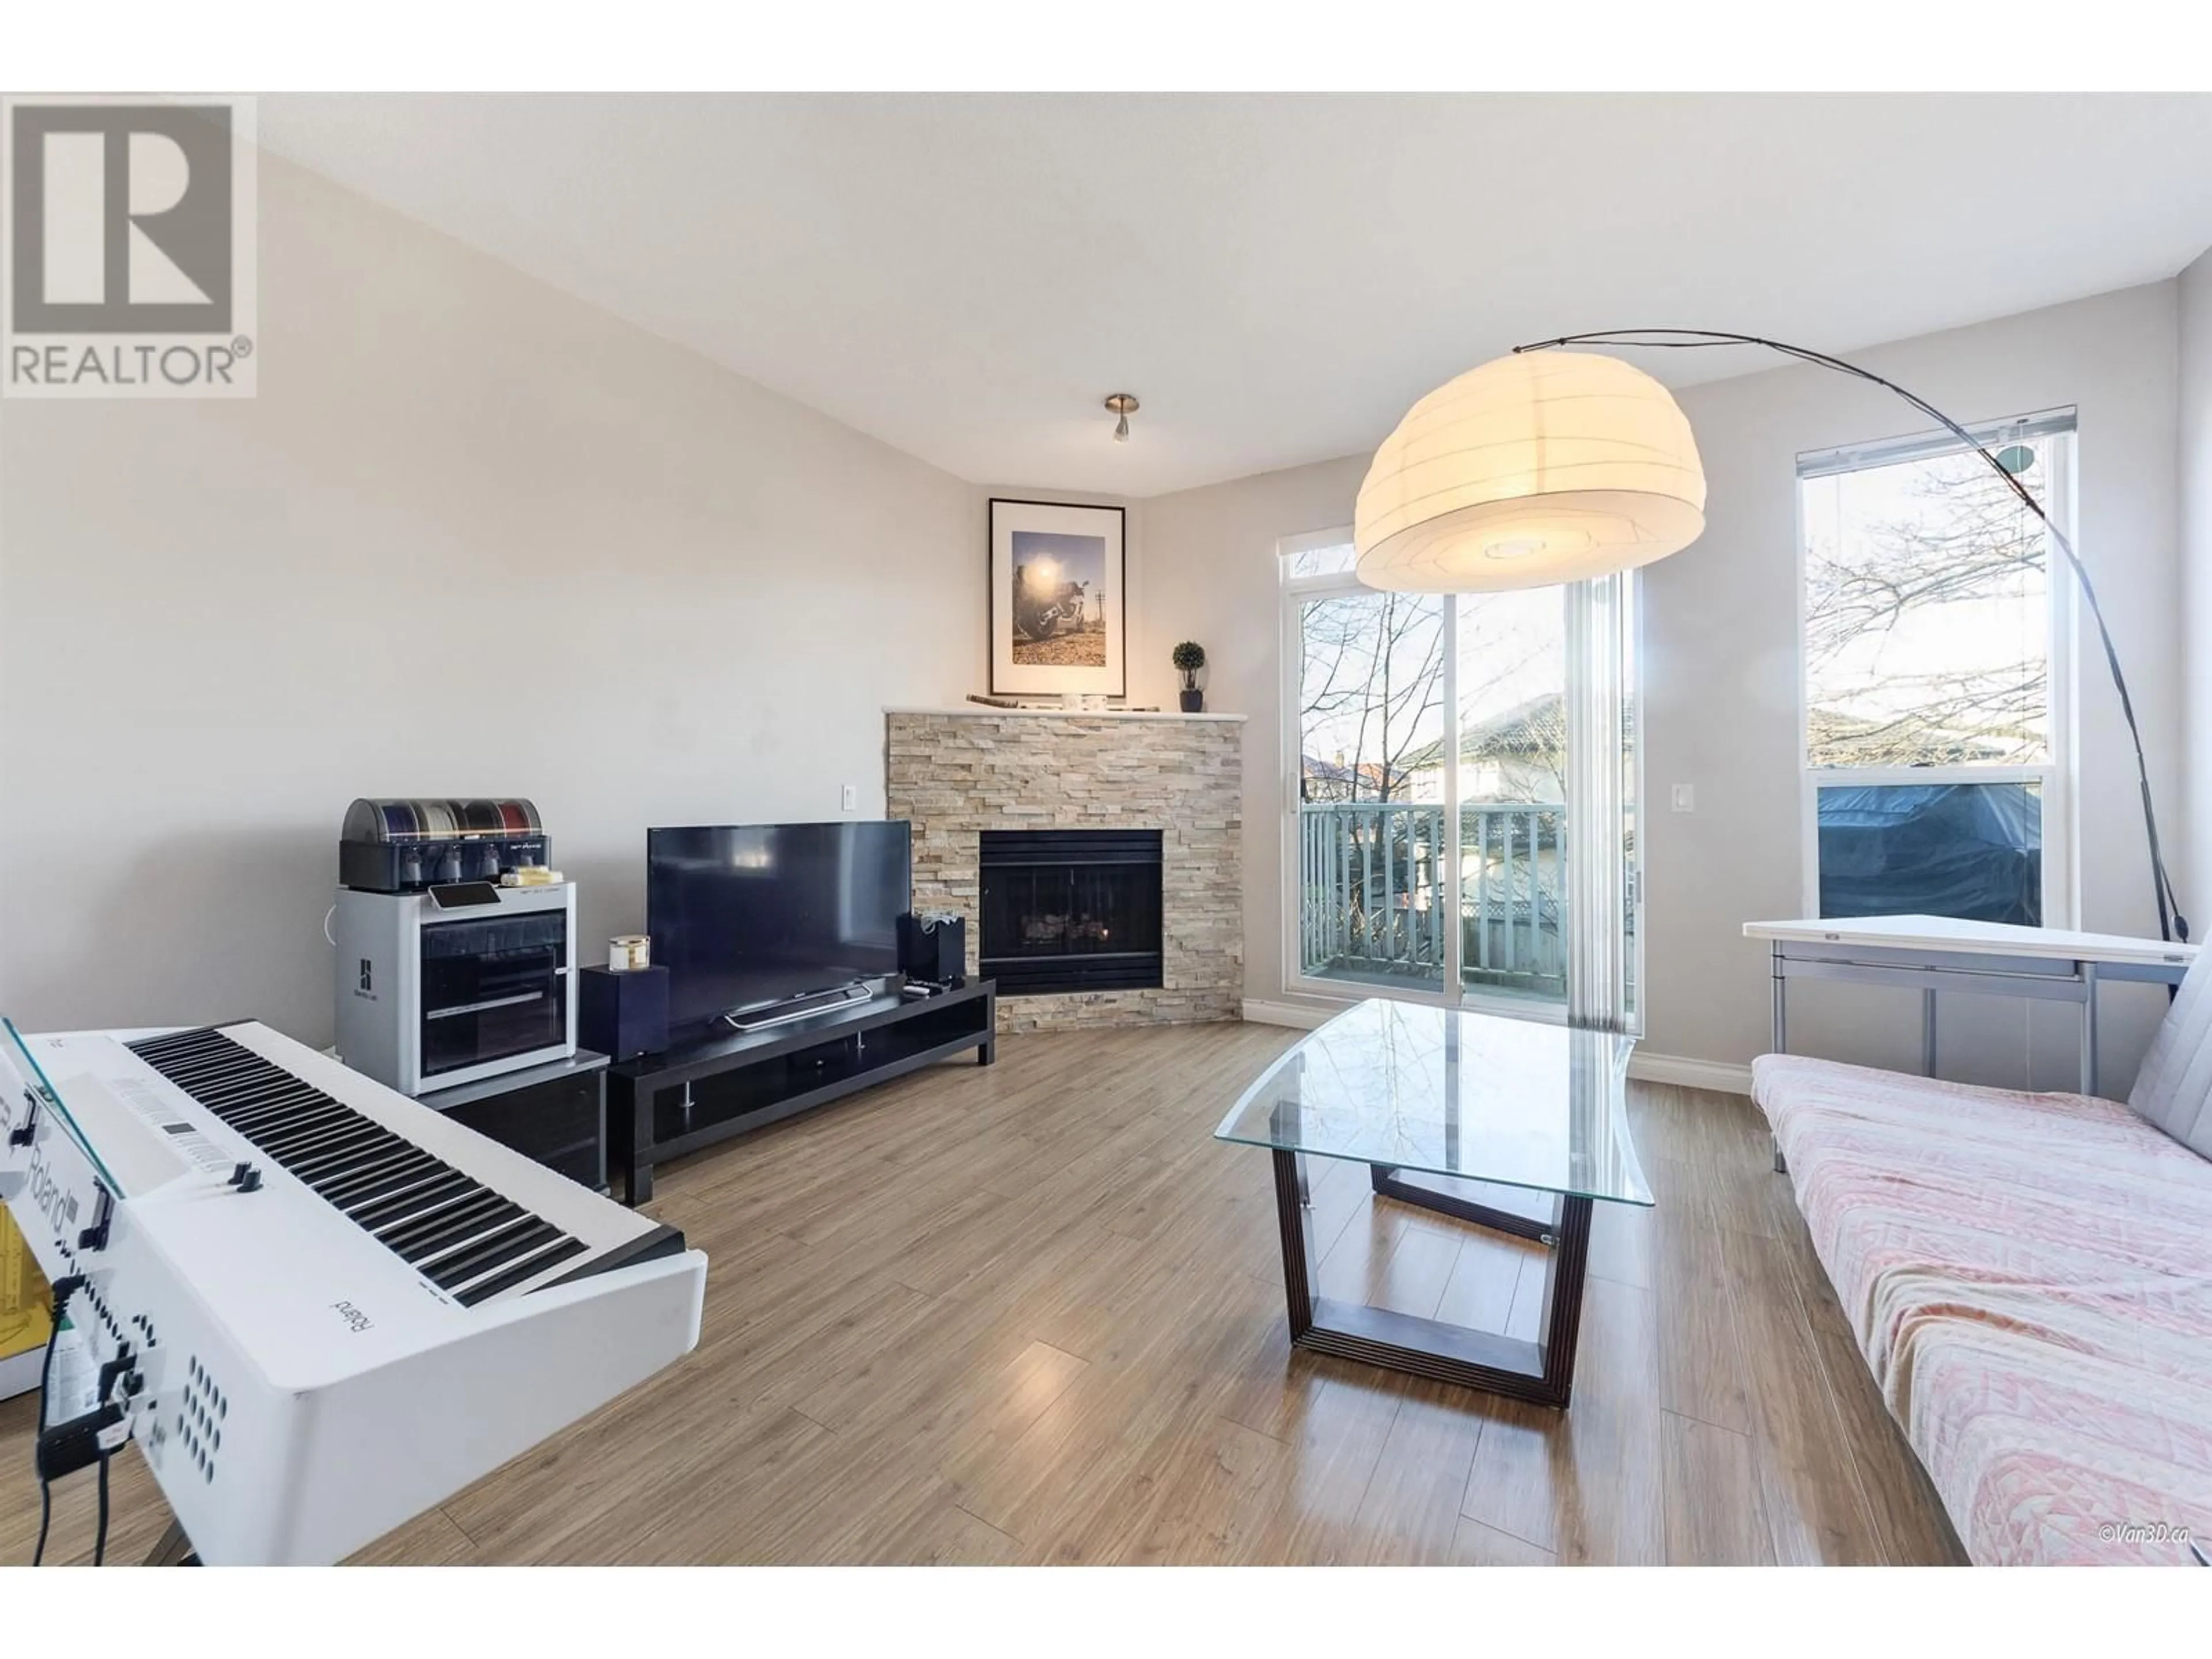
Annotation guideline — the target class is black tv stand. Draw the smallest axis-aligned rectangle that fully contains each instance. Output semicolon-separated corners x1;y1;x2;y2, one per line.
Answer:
607;978;995;1204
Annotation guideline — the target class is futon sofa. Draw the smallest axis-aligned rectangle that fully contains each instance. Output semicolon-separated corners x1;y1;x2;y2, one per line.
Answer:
1754;960;2212;1566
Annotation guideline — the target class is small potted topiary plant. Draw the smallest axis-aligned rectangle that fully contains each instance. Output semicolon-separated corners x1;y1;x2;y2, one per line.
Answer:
1172;641;1207;713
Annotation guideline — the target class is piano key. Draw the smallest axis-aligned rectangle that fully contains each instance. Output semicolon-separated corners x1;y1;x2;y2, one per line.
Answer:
214;1101;333;1140
134;1041;221;1066
371;1184;505;1247
350;1171;475;1228
376;1180;507;1236
228;1120;359;1164
452;1235;590;1306
257;1112;389;1156
306;1145;429;1202
283;1127;397;1181
251;1114;376;1158
323;1157;445;1212
426;1218;562;1289
198;1077;323;1119
195;1063;304;1099
149;1051;271;1087
252;1132;382;1175
409;1208;533;1272
289;1132;408;1181
158;1063;274;1100
224;1097;354;1138
303;1126;403;1162
283;1118;403;1158
388;1195;524;1263
127;1028;590;1308
134;1032;248;1063
194;1056;312;1090
351;1193;480;1251
339;1172;466;1227
215;1086;337;1128
138;1025;229;1046
319;1150;445;1206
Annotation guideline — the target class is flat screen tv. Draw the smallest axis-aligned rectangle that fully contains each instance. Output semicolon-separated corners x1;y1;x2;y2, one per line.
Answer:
647;821;911;1032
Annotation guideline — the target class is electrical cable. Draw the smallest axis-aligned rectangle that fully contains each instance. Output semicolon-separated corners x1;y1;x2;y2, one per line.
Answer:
29;1274;82;1566
93;1453;111;1566
31;1320;58;1563
1517;328;2188;945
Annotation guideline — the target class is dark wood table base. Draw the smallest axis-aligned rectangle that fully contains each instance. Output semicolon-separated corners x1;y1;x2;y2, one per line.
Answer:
1368;1162;1556;1243
1271;1149;1594;1408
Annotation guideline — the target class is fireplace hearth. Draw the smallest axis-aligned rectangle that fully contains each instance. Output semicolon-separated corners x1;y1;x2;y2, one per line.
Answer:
978;828;1164;996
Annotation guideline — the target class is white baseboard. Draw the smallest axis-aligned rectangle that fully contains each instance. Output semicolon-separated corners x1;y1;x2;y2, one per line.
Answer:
1241;999;1335;1030
1628;1051;1753;1096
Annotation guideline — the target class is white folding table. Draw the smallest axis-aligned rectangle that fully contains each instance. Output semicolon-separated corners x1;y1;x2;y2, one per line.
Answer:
1744;914;2196;1098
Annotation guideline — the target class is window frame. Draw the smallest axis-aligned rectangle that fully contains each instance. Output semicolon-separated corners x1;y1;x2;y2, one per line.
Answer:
1793;411;2078;926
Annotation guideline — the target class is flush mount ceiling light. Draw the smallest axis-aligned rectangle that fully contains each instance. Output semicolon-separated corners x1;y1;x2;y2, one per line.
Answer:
1104;392;1139;442
1354;349;1707;594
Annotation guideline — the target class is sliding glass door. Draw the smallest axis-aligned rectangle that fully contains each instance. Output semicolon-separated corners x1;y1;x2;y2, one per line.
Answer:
1283;533;1641;1031
1455;586;1569;1007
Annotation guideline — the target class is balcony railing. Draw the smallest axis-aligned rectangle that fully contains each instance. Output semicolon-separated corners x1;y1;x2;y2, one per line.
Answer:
1297;800;1570;999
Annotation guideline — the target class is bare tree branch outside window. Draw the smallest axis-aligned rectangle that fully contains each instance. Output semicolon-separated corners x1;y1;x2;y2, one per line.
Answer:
1804;445;2052;768
1298;591;1445;802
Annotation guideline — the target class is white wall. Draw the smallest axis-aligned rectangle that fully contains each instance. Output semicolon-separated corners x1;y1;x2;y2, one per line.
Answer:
1653;283;2181;1086
1143;284;2186;1088
1142;454;1370;998
0;150;985;1044
2180;247;2212;912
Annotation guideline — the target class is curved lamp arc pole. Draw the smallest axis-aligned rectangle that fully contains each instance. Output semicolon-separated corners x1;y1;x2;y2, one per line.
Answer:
1514;327;2186;946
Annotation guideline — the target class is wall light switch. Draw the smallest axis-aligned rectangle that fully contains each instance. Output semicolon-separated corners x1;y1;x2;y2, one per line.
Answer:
1671;783;1695;813
841;783;858;812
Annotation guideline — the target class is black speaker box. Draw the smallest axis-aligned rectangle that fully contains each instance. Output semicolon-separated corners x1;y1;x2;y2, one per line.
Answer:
897;912;967;987
579;964;669;1061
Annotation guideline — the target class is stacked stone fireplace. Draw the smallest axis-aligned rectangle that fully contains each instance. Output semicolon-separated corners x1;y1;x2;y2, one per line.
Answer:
885;709;1244;1032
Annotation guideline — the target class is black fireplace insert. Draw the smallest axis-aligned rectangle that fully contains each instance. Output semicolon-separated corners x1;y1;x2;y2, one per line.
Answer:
978;828;1164;996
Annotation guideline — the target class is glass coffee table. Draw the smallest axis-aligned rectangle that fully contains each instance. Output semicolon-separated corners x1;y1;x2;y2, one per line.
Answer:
1217;998;1652;1408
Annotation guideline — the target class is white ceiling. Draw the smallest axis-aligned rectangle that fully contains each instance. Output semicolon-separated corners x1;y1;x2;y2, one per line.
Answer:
257;93;2212;498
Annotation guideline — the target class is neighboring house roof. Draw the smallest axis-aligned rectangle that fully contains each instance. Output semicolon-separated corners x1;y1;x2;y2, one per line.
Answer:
1459;694;1566;760
1396;693;1573;775
1808;706;2024;766
1305;691;1649;799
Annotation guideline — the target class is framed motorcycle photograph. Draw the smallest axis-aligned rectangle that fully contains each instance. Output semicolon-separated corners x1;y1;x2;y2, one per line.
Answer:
988;497;1127;697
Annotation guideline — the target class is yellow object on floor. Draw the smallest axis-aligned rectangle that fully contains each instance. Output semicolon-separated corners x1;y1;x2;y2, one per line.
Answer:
1;1203;53;1382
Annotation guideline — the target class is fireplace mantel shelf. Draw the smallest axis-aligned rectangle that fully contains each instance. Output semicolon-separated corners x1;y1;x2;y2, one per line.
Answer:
886;705;1246;724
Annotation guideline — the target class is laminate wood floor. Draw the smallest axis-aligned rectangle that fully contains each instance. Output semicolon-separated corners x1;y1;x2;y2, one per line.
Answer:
0;1020;1964;1566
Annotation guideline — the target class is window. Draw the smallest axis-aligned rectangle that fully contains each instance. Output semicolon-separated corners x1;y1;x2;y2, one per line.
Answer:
1797;412;2074;926
1281;532;1639;1028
